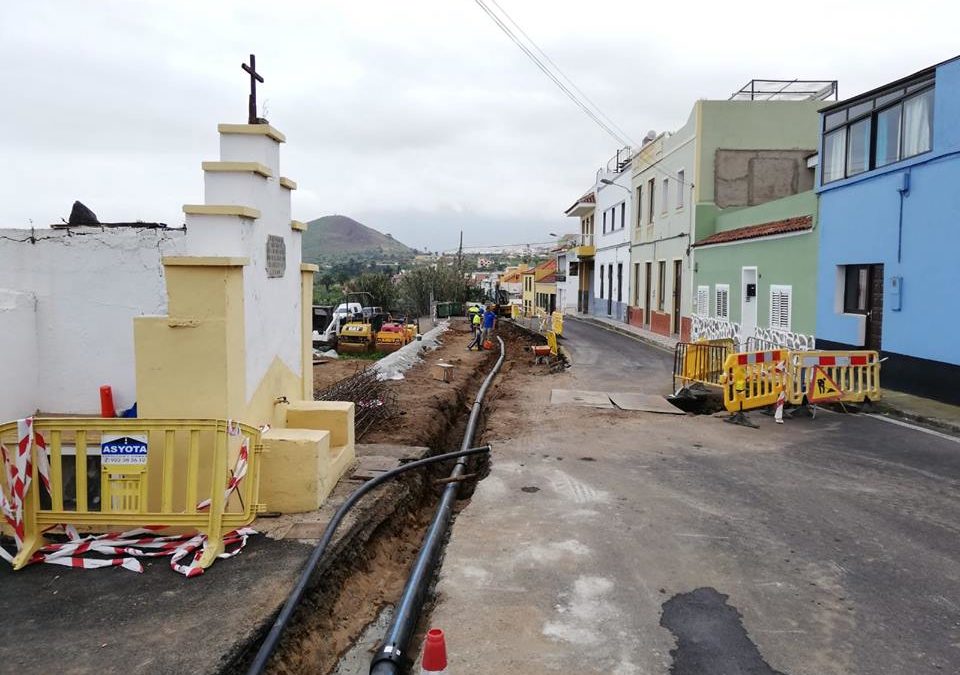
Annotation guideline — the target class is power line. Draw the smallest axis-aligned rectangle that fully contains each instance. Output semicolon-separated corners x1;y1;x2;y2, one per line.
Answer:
472;0;689;188
473;0;630;148
485;0;636;147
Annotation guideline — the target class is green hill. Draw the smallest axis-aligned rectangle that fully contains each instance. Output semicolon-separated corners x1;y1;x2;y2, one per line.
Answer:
302;215;416;264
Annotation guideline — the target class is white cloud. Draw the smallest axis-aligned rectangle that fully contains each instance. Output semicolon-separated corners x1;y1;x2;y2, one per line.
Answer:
1;0;957;248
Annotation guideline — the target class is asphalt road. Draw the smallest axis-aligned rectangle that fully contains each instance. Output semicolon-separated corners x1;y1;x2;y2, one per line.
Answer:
429;318;960;674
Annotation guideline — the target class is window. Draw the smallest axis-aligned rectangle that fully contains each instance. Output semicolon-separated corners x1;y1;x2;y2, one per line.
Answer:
822;129;846;183
843;265;870;314
696;285;709;316
602;210;607;234
657;261;666;311
661;178;669;214
876;105;902;168
821;78;934;184
715;284;729;319
635;187;642;227
647;178;655;223
599;265;604;298
620;203;625;229
616;264;623;302
676;170;685;208
903;88;934;157
769;285;792;331
846;118;870;176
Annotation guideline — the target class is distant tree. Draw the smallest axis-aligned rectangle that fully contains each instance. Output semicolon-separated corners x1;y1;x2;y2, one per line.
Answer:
344;272;398;309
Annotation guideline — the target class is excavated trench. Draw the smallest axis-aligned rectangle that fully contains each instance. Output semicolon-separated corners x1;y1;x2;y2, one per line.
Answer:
239;323;515;675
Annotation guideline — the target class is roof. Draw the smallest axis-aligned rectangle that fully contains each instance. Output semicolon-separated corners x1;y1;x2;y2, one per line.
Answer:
564;191;595;215
693;215;813;247
536;274;557;285
533;258;557;281
819;54;959;114
500;270;523;283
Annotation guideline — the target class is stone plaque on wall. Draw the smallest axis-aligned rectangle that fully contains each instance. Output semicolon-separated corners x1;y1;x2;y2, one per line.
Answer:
266;235;286;278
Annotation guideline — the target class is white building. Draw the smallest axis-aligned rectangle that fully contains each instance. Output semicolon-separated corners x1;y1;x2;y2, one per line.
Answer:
593;148;633;321
554;248;578;313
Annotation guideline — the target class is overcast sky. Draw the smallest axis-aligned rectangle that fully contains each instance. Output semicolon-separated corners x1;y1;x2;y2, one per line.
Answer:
2;1;957;251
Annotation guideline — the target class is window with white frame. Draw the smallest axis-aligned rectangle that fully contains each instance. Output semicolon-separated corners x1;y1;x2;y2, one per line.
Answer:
661;178;669;214
676;170;685;209
696;285;710;316
715;284;729;319
769;285;792;331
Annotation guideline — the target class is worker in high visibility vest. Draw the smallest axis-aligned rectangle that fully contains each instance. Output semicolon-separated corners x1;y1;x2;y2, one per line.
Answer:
467;306;483;351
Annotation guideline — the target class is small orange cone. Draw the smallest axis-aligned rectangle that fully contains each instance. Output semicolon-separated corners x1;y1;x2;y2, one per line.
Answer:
420;628;448;674
100;385;117;418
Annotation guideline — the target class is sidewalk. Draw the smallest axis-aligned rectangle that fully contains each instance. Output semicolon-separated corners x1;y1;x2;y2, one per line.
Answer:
565;313;678;353
873;388;960;435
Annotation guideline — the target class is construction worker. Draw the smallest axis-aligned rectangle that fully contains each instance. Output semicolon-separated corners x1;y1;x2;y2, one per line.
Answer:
481;304;497;348
467;307;483;350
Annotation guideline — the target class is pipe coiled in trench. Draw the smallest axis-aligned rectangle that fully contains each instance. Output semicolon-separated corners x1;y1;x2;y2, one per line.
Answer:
370;335;506;674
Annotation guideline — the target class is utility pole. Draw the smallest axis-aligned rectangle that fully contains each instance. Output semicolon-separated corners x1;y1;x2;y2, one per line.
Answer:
457;230;463;268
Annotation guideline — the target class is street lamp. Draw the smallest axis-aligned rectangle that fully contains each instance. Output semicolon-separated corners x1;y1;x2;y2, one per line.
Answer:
600;178;631;195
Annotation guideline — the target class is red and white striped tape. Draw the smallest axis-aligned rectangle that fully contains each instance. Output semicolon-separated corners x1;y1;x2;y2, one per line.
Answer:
800;354;874;367
736;350;786;365
1;417;257;576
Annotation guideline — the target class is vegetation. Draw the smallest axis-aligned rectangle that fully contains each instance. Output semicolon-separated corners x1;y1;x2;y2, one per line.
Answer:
303;215;417;265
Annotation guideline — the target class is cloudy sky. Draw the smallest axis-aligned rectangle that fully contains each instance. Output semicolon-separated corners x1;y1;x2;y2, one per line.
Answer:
2;1;957;251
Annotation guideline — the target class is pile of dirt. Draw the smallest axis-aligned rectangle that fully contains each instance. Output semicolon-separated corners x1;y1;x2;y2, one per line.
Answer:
364;321;496;449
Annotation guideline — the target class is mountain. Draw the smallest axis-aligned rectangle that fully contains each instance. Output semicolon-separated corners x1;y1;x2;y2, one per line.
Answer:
302;215;417;264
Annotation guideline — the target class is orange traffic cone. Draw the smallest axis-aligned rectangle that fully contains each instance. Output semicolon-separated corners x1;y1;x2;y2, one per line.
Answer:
420;628;448;674
100;385;117;418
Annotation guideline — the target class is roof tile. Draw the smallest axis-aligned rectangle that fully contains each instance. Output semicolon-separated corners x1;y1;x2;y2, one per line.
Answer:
693;215;813;247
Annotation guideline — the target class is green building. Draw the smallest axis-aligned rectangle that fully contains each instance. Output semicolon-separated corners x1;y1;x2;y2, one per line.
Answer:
691;190;818;350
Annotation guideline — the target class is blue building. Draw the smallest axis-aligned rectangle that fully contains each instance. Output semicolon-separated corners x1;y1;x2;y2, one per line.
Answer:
816;55;960;403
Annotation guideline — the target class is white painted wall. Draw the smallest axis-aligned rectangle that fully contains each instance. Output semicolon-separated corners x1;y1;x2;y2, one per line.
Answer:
0;290;39;420
183;131;303;401
594;167;633;316
0;227;185;420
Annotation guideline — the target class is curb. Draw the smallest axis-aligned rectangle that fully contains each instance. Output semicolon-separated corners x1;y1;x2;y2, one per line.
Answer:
869;402;960;438
566;315;675;354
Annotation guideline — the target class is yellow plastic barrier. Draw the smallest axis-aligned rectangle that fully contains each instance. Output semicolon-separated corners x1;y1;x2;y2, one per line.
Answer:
551;311;564;337
788;351;881;405
722;349;789;412
674;340;734;390
0;418;262;570
546;330;558;357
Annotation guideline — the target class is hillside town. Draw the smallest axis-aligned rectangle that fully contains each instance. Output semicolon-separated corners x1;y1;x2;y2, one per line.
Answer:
1;5;959;675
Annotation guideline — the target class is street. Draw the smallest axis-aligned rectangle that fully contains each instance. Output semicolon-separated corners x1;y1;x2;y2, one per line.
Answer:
429;318;960;674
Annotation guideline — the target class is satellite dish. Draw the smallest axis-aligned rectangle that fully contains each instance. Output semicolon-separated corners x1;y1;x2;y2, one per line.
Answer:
643;130;657;145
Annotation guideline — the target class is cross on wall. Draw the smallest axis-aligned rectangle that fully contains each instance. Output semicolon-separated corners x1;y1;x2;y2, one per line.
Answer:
241;54;265;124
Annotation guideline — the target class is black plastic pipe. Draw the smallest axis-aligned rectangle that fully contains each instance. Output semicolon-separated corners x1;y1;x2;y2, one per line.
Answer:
245;444;492;675
370;336;506;674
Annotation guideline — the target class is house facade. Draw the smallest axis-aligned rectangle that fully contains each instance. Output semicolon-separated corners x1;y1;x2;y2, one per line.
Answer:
555;249;579;313
815;56;960;403
564;192;595;314
630;95;825;340
594;149;633;322
691;191;818;350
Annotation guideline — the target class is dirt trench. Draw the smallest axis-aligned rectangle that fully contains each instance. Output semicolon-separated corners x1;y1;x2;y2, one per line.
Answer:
250;321;535;675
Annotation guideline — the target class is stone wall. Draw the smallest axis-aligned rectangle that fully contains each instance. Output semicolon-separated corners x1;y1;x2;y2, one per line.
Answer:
714;149;815;208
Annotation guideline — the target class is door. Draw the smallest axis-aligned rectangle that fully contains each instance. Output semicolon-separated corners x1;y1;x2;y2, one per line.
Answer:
672;260;682;335
616;263;623;316
741;266;758;340
866;263;884;350
607;265;613;315
644;263;652;325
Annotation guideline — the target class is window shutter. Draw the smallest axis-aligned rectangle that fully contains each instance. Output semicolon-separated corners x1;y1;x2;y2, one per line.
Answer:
696;285;709;316
715;285;729;319
769;285;792;331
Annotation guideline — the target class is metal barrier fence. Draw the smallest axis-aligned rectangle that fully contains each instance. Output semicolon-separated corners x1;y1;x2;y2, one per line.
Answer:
672;340;735;390
0;418;262;570
722;349;789;413
788;351;881;405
